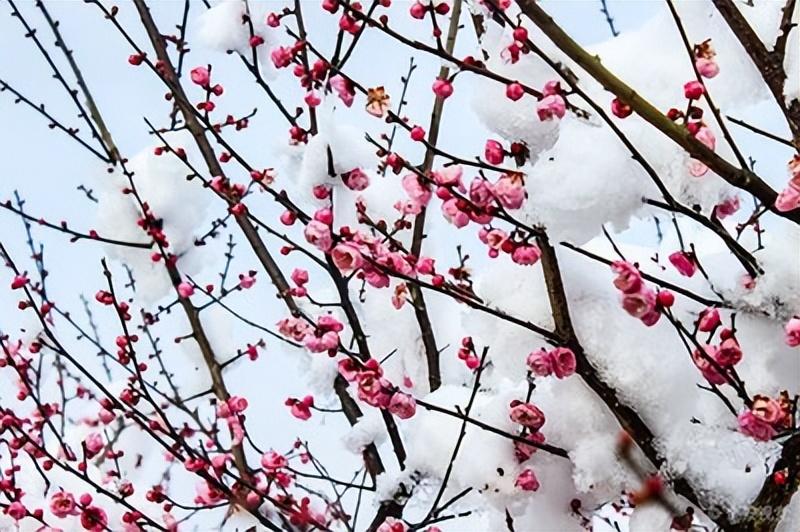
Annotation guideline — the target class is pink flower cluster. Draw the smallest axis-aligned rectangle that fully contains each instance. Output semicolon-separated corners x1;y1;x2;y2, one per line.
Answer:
189;66;224;113
504;80;565;121
425;165;529;232
694;39;720;79
307;315;343;354
339;358;416;419
409;1;450;20
395;173;432;215
509;401;545;431
311;215;443;292
304;208;334;252
477;227;541;266
786;317;800;347
502;25;530;64
50;491;78;518
526;347;576;379
290;268;309;297
738;395;790;441
216;395;248;445
691;337;742;385
260;450;294;489
456;336;480;369
276;315;343;355
329;74;355;107
508;400;547;492
270;41;303;69
209;175;248;214
536;81;566;121
668;250;697;277
285;395;314;420
665;87;718;177
687;124;716;177
775;156;800;212
611;261;661;326
47;493;108;531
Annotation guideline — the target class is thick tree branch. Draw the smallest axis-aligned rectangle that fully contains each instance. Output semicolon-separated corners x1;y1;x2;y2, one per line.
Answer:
711;0;800;149
515;0;800;223
408;0;463;393
536;234;734;530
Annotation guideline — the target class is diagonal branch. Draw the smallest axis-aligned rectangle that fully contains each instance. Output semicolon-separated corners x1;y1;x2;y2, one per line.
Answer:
515;0;800;223
408;0;463;393
35;0;120;162
536;233;734;530
711;0;800;149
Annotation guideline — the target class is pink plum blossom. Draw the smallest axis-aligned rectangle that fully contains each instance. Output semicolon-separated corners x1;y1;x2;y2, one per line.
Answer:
190;66;210;87
50;492;78;518
286;395;314;420
511;244;541;266
785;317;800;347
492;174;526;209
684;80;705;99
698;307;721;332
485;140;504;165
509;401;545;430
738;410;776;441
388;392;416;419
343;168;370;191
329;75;355;106
331;244;364;272
177;282;194;298
536;94;566;121
506;82;524;101
432;78;453;99
304;220;333;251
696;57;719;78
669;251;697;277
515;468;540;491
261;450;288;470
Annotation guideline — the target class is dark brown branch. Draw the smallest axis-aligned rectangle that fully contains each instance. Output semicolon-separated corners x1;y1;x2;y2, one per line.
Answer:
515;0;800;224
129;0;300;317
0;199;152;249
665;0;749;169
408;0;463;393
334;375;385;482
712;0;800;149
35;0;121;162
734;432;800;531
488;4;762;278
727;115;795;147
0;77;110;163
535;234;733;529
